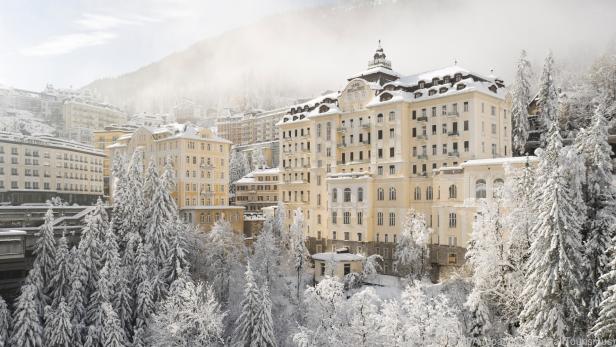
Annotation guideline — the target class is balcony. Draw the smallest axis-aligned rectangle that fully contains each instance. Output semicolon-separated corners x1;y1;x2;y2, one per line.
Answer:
337;143;347;148
448;151;460;158
417;134;428;140
336;127;347;133
362;140;371;145
448;131;459;137
417;154;428;160
361;123;371;129
417;116;428;122
447;111;460;117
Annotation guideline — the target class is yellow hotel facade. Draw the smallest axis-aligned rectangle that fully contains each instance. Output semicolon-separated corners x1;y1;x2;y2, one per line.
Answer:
278;45;521;277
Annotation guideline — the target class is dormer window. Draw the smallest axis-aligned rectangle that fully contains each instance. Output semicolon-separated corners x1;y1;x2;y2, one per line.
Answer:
418;81;425;89
432;78;439;86
457;84;466;90
429;90;437;96
489;85;497;93
439;87;448;94
379;93;393;102
414;92;422;98
444;76;450;83
455;73;462;82
319;105;330;113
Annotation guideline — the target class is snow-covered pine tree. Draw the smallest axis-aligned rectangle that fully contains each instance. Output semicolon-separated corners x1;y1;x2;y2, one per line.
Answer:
575;95;616;322
47;233;72;307
133;275;154;332
251;284;277;347
23;262;46;318
85;263;113;346
113;266;134;338
511;49;533;155
33;209;56;291
519;124;587;342
251;149;266;170
164;220;189;284
289;208;308;300
251;216;280;286
43;298;73;347
75;213;102;301
10;284;43;347
296;276;346;345
66;277;85;346
536;51;560;146
100;303;127;347
145;156;178;267
118;150;146;243
233;264;262;347
591;237;616;345
143;159;159;203
0;296;9;347
241;152;251;179
394;209;431;280
272;202;287;245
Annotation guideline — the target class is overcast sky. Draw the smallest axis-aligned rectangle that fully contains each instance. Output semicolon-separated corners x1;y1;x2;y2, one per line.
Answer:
0;0;332;91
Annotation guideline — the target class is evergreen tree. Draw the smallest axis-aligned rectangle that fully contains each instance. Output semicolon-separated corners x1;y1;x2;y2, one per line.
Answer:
44;298;73;347
345;288;381;347
251;284;277;347
47;233;72;307
10;284;43;347
289;209;308;300
118;151;146;243
33;209;56;289
234;264;261;347
519;124;587;342
0;295;9;347
85;265;112;346
143;159;160;203
251;216;280;286
591;238;616;345
536;51;560;146
75;200;108;301
394;209;431;280
575;96;616;322
133;276;154;331
23;262;46;318
511;49;533;155
101;303;127;347
164;220;189;284
113;266;134;338
66;277;86;346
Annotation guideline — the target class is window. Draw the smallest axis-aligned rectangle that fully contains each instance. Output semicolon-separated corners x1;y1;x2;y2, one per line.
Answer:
389;165;395;175
448;184;457;199
414;187;421;200
332;188;338;202
389;213;396;226
493;178;504;198
389;111;396;121
316;123;321;137
492;144;497;156
357;212;363;225
389;147;394;158
491;124;497;134
491;106;496;116
442;105;447;116
448;236;458;247
344;212;351;224
377;114;384;123
464;120;469;131
449;212;457;228
389;187;396;200
357;188;364;202
390;128;395;138
377;212;383;225
344;232;350;241
357;233;363;241
475;179;487;198
377;188;384;201
463;101;469;112
431;107;437;117
378;166;383;175
333;231;337;240
344;188;351;202
344;263;351;275
464;141;470;152
332;212;337;224
432;145;437;155
426;186;433;200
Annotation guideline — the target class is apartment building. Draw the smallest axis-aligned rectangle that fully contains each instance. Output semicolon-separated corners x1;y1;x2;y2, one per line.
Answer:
107;123;245;233
0;131;104;205
278;44;514;277
62;97;127;143
216;108;286;145
234;167;280;212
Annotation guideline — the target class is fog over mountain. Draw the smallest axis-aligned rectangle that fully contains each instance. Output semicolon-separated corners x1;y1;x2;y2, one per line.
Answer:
83;0;616;114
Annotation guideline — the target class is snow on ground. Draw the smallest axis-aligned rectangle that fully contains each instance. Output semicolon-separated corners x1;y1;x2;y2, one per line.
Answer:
0;109;55;135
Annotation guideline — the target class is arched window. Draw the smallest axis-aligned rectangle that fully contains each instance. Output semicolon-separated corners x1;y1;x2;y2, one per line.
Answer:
332;188;338;202
493;178;504;198
389;187;397;200
426;186;433;200
449;184;457;199
414;187;421;200
377;113;384;123
377;188;384;201
377;212;383;225
344;188;351;202
357;188;364;202
475;179;487;199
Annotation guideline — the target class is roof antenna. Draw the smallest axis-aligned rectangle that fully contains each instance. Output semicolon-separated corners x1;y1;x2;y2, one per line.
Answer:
378;39;381;49
454;59;458;66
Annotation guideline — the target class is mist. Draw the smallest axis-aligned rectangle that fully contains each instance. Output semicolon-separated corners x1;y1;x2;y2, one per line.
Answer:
83;0;616;113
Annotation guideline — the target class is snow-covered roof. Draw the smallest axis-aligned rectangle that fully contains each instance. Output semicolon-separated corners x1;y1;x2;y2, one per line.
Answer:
0;230;27;236
311;252;364;262
347;66;402;80
390;66;473;86
0;131;104;156
461;156;538;168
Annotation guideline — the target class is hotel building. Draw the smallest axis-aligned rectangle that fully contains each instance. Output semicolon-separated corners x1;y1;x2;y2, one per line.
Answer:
62;97;127;144
0;131;104;205
234;167;280;212
278;44;515;277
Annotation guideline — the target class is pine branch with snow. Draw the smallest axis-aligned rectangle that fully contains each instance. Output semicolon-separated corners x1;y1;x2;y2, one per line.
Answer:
511;49;533;155
43;298;74;347
33;209;56;290
47;233;72;307
0;296;9;347
10;284;43;347
289;209;309;300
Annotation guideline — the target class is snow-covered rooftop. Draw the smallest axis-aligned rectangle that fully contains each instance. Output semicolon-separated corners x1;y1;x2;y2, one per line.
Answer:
312;252;364;262
0;131;104;156
347;66;402;80
461;156;538;168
